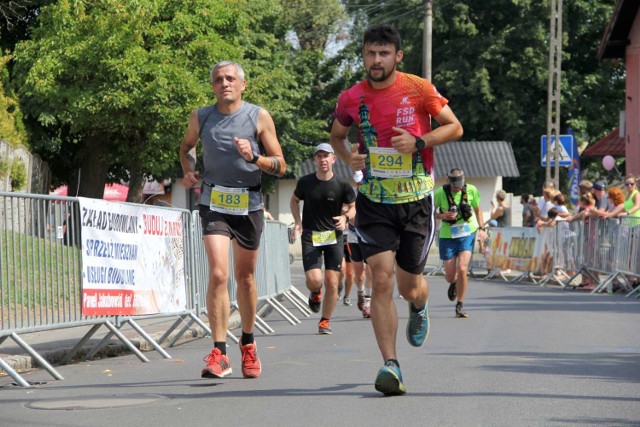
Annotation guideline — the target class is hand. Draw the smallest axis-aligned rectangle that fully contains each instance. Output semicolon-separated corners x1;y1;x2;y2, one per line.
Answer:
182;171;200;189
234;137;255;161
333;215;348;231
349;144;367;171
442;210;457;221
390;127;418;153
293;223;302;238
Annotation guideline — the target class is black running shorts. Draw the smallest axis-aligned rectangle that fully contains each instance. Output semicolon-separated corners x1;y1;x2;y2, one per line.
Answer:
198;205;264;251
355;192;436;274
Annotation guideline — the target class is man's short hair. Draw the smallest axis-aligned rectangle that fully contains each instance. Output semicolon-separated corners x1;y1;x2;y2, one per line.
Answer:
362;24;401;51
211;61;245;82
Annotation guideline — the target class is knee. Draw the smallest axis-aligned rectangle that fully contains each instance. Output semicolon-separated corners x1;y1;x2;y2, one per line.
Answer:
209;268;229;288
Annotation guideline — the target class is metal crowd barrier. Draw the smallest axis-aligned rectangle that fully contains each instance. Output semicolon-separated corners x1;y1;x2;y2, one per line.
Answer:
1;192;300;387
468;218;639;297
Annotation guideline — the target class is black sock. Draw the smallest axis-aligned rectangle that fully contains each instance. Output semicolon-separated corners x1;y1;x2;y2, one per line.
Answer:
320;317;329;322
410;303;424;313
214;341;226;355
241;331;254;346
386;359;400;368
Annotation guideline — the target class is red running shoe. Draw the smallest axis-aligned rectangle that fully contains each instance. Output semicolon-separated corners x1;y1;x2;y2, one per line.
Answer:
239;342;262;378
201;347;232;378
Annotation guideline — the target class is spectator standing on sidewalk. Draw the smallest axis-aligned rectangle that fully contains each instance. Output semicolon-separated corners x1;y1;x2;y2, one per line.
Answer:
592;181;610;212
180;61;286;380
434;169;486;318
290;143;356;335
521;194;536;227
488;189;510;227
330;23;463;395
598;175;640;218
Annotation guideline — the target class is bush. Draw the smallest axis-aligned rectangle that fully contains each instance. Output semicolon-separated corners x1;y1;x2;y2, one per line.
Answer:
0;158;9;177
10;158;27;191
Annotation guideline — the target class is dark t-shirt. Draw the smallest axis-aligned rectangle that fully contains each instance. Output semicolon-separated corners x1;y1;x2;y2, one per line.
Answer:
294;173;355;235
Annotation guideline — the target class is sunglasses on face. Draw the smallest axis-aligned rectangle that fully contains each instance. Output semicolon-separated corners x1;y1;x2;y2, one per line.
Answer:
624;182;635;187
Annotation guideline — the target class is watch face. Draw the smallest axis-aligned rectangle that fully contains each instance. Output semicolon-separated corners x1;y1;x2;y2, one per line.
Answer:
416;138;425;150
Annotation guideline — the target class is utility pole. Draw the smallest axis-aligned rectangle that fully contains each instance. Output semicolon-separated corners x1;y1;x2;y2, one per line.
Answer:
422;0;432;80
545;0;562;188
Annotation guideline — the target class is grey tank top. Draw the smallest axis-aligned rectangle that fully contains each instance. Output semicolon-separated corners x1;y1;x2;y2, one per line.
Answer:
197;101;263;210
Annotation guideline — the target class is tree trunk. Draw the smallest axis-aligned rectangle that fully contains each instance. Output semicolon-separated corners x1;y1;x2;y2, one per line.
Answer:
69;139;110;199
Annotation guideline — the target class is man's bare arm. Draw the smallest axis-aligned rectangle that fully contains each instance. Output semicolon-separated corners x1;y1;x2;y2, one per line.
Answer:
256;108;286;177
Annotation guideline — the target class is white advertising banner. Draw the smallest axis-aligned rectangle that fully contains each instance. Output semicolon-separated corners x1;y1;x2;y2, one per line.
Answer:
485;226;547;273
78;197;187;316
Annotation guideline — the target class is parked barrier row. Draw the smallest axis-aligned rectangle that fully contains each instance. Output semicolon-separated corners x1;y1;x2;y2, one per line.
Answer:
467;217;640;296
0;192;302;387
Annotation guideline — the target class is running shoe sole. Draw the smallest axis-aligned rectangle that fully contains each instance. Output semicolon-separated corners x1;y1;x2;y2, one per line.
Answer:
201;366;232;379
374;366;406;396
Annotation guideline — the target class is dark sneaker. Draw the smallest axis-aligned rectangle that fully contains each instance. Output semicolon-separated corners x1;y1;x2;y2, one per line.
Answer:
343;296;352;306
337;283;343;299
447;282;457;302
239;342;262;378
374;360;406;396
357;292;365;311
318;319;332;334
201;347;232;378
406;301;429;347
362;296;371;318
455;302;469;318
308;289;322;313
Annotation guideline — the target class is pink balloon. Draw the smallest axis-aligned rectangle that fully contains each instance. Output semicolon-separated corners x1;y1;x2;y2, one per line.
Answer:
602;155;615;171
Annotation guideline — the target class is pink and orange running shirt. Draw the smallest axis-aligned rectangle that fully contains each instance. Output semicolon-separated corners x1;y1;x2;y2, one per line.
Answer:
334;72;448;204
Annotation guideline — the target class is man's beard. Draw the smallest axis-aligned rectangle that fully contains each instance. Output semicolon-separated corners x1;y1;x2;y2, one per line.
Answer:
367;66;394;82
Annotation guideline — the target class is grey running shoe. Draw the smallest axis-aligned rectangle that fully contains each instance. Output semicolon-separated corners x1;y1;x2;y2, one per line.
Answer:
357;292;365;311
337;283;343;298
455;302;469;318
374;360;406;396
343;296;352;306
362;296;371;318
447;282;457;302
318;319;332;334
406;301;429;347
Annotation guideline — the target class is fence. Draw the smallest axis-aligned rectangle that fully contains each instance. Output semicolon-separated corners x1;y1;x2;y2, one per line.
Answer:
0;192;304;387
468;217;640;295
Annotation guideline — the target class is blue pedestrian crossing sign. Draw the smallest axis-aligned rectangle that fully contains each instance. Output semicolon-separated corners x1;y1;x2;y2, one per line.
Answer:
540;134;574;167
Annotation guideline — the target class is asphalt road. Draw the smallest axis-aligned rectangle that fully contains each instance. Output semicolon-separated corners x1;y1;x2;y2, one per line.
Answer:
1;261;639;427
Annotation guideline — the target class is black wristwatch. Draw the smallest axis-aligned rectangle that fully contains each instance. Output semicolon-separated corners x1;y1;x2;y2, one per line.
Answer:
247;153;259;164
415;137;425;151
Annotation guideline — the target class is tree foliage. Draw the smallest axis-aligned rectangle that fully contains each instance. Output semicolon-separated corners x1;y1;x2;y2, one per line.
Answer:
11;0;341;199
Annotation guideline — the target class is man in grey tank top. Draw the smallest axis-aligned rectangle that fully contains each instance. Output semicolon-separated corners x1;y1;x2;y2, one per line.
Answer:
179;61;285;380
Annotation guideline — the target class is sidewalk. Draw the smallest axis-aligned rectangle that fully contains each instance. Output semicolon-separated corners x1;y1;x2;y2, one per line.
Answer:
0;311;242;377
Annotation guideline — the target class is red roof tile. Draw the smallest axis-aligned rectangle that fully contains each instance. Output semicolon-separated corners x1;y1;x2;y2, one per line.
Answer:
582;128;626;157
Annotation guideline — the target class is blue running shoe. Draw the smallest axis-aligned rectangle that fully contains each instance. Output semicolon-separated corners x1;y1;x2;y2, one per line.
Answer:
406;301;429;347
374;361;406;396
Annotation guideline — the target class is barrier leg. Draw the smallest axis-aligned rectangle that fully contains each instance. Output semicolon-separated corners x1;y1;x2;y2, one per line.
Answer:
59;323;103;365
0;357;31;387
9;332;64;381
283;291;311;317
265;297;300;325
125;319;172;359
